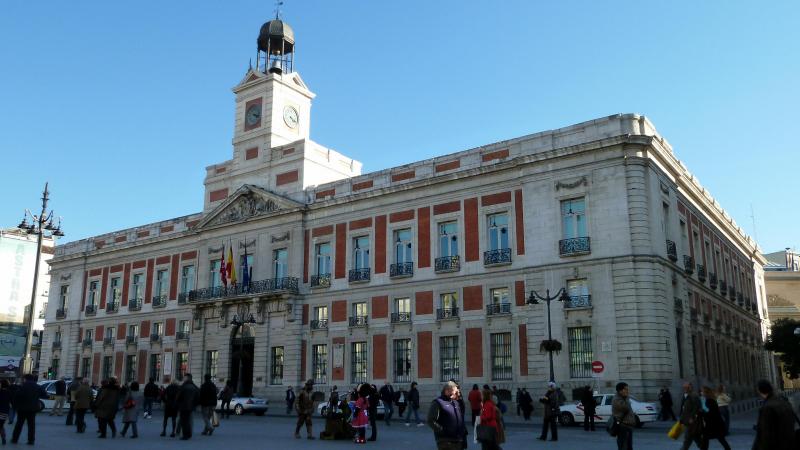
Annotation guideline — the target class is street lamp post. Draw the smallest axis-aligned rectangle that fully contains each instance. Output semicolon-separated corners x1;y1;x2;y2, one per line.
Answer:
230;313;256;396
17;182;64;377
527;288;570;383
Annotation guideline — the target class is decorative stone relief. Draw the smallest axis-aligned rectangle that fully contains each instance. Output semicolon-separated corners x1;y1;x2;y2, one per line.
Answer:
271;232;290;243
59;273;72;281
239;239;257;249
555;176;588;191
212;191;280;226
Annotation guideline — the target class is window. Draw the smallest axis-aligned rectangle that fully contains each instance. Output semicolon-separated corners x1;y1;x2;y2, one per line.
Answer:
395;297;411;315
567;327;593;378
109;277;121;304
81;357;90;379
314;306;328;321
178;320;190;333
393;339;412;383
353;236;370;270
54;330;62;343
487;213;509;250
239;254;253;283
105;327;115;339
352;302;368;318
88;281;99;306
440;292;458;310
438;222;458;257
312;344;328;384
210;260;222;288
490;332;512;381
488;287;510;314
155;269;169;298
149;354;162;381
273;249;288;278
662;203;670;238
131;273;143;301
561;198;586;238
128;324;139;338
152;322;163;337
85;329;94;341
125;354;138;383
394;229;413;264
271;347;284;384
351;341;368;384
50;358;60;378
206;351;218;379
180;265;195;294
59;285;69;308
102;356;113;381
176;352;188;379
566;279;589;307
315;243;332;275
440;336;460;382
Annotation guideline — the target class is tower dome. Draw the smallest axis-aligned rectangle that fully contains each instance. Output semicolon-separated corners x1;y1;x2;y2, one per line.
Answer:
256;19;295;74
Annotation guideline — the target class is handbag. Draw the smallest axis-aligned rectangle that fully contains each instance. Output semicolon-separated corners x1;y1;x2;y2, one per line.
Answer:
668;421;684;440
606;416;620;437
123;398;136;410
212;410;220;427
472;416;481;444
476;424;496;443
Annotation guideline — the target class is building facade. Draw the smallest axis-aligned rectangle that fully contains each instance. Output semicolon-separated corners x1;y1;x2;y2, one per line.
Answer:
764;248;800;388
40;19;771;402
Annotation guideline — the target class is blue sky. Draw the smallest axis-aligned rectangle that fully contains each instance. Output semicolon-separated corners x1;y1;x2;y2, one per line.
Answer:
1;1;798;254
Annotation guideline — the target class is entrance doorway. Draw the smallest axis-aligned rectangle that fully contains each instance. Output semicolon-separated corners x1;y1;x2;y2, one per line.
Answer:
230;329;255;396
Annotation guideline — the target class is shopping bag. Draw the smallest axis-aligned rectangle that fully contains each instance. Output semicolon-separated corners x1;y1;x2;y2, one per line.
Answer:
473;416;480;444
212;410;220;427
668;421;684;440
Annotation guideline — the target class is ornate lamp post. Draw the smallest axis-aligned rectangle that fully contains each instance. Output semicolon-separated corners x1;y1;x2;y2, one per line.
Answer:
527;287;570;383
230;313;256;396
17;182;64;376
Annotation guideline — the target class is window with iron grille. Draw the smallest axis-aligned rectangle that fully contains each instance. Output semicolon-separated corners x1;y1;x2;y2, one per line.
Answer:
81;357;90;379
313;344;328;384
567;326;593;378
490;333;512;381
271;347;284;385
206;350;218;378
439;336;460;382
351;341;368;384
125;354;138;383
393;339;412;383
102;356;113;381
149;353;161;381
176;353;188;380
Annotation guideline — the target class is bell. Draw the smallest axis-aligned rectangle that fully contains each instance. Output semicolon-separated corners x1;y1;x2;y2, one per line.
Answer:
268;58;282;75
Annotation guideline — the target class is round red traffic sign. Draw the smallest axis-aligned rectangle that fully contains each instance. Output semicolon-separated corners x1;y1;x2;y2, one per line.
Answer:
591;361;604;374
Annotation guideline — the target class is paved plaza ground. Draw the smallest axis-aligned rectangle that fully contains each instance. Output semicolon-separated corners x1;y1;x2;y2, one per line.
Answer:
14;409;759;450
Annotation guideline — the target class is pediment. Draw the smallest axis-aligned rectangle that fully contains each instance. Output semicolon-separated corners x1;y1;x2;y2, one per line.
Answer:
194;184;304;230
235;68;265;89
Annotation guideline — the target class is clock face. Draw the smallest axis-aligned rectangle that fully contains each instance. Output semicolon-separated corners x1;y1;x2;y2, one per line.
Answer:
283;106;299;129
245;104;262;126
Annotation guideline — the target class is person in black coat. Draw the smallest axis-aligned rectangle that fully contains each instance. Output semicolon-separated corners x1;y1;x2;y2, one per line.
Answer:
520;388;534;421
199;375;218;436
175;374;200;440
379;382;394;426
580;385;597;431
751;380;796;450
367;384;379;441
160;379;180;437
10;374;47;445
658;387;676;421
699;386;730;450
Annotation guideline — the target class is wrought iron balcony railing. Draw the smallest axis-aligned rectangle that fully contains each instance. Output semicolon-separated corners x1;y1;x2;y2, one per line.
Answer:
559;237;591;256
84;304;97;316
178;293;188;304
152;295;167;308
56;308;67;319
106;302;119;313
310;274;331;288
185;277;300;302
51;341;62;350
564;295;592;309
434;256;460;273
683;255;694;274
389;262;414;278
391;312;412;323
126;336;138;345
674;297;683;311
310;319;329;330
348;268;371;283
129;298;142;311
709;272;718;290
436;307;459;320
484;248;512;266
348;316;368;327
666;240;678;261
176;331;190;340
729;285;736;301
81;338;93;348
719;282;728;295
486;303;511;315
697;264;707;282
150;334;161;343
737;292;744;306
103;337;114;346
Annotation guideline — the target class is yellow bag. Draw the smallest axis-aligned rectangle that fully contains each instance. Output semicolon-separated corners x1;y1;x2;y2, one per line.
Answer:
668;422;684;440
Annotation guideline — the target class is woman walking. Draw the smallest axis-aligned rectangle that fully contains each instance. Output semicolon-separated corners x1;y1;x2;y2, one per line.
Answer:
120;381;142;438
701;386;731;450
478;389;503;450
0;380;12;444
94;377;121;438
716;385;731;436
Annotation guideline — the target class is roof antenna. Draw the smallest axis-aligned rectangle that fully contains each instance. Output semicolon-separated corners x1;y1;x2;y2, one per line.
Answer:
749;203;759;247
275;0;284;19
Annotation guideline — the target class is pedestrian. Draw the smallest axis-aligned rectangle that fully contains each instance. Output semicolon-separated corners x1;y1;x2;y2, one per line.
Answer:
515;388;522;416
286;386;296;415
520;388;534;421
467;384;482;426
93;377;120;439
160;379;180;437
0;380;11;444
426;381;467;450
65;377;81;426
537;382;560;441
74;378;92;434
199;374;218;436
556;385;567;406
367;384;379;441
580;385;597;431
752;379;796;450
478;388;503;450
219;381;234;419
699;386;731;450
611;382;635;450
715;384;731;436
176;374;200;440
658;387;676;421
395;388;407;417
678;382;703;450
143;377;159;419
352;384;370;444
294;379;315;440
10;374;46;445
328;386;339;413
50;376;66;416
120;381;142;438
379;381;395;426
404;381;423;426
7;382;19;426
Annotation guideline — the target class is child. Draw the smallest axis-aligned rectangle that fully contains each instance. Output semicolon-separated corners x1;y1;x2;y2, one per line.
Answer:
351;384;370;444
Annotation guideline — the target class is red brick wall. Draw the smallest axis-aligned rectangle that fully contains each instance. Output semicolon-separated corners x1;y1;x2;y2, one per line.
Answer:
95;325;104;340
417;207;431;268
417;331;432;379
435;160;460;172
315;188;335;200
276;170;299;186
121;263;131;307
519;324;528;376
160;225;174;233
415;291;433;315
466;328;483;377
99;267;109;309
144;259;154;303
481;149;509;162
303;230;310;283
480;191;511;206
514;189;525;255
302;304;309;325
332;300;347;322
169;254;180;300
166;318;176;336
117;323;127;340
209;188;228;203
349;218;372;230
110;264;123;273
335;223;347;279
433;201;461;215
353;180;373;191
181;251;197;260
312;225;334;237
140;321;150;338
464;198;479;262
373;334;387;380
389;210;415;223
132;260;146;270
156;255;171;265
515;280;526;306
391;170;415;182
375;215;387;274
332;337;345;381
463;285;483;311
114;351;124;378
371;296;388;319
245;147;259;160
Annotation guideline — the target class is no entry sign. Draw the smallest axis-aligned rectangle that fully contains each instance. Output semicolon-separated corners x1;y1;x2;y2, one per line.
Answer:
591;361;604;374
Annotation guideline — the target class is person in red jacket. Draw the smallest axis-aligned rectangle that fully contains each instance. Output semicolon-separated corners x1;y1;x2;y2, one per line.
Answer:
478;389;501;450
467;385;482;426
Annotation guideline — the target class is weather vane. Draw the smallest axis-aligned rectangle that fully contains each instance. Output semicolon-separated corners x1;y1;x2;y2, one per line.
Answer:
275;0;284;19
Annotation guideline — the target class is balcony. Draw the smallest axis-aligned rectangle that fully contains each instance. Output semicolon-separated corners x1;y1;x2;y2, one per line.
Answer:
129;298;142;311
729;285;736;301
56;308;67;319
559;237;591;256
486;303;511;315
103;337;114;346
81;338;92;348
84;304;97;316
150;334;161;343
564;295;592;309
310;319;329;330
719;282;728;296
185;277;300;302
348;268;371;283
666;240;678;261
152;295;167;308
310;274;331;288
106;302;119;313
683;256;694;274
436;307;459;320
697;264;706;282
125;336;138;345
434;256;460;273
176;331;190;341
389;262;414;279
348;316;368;328
484;248;512;266
673;297;683;312
178;293;188;305
391;312;412;323
737;292;744;306
709;272;718;290
51;341;61;350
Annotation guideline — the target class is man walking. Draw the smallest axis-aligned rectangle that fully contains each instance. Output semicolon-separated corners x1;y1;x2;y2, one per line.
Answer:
176;374;200;440
467;384;481;426
294;379;315;439
679;382;703;450
199;375;218;436
379;381;395;426
538;382;559;441
427;381;466;450
73;378;92;433
50;376;66;416
752;379;797;449
404;381;423;426
143;377;159;419
65;377;80;425
10;374;46;445
285;386;296;415
580;385;596;431
367;384;379;441
659;387;676;421
611;382;635;450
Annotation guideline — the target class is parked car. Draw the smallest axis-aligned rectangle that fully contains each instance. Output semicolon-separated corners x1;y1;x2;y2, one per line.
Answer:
215;395;268;415
37;380;97;412
317;399;385;418
559;393;657;428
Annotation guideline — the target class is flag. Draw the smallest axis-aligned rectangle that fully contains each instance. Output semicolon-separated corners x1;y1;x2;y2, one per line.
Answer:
227;243;237;285
220;243;227;287
242;242;250;286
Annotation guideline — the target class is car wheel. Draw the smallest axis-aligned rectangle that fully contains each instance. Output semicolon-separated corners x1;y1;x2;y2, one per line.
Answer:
635;415;642;428
234;404;244;415
560;412;575;426
38;401;45;412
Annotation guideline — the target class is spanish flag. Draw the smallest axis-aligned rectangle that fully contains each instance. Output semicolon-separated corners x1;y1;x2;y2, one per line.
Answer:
227;244;237;285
